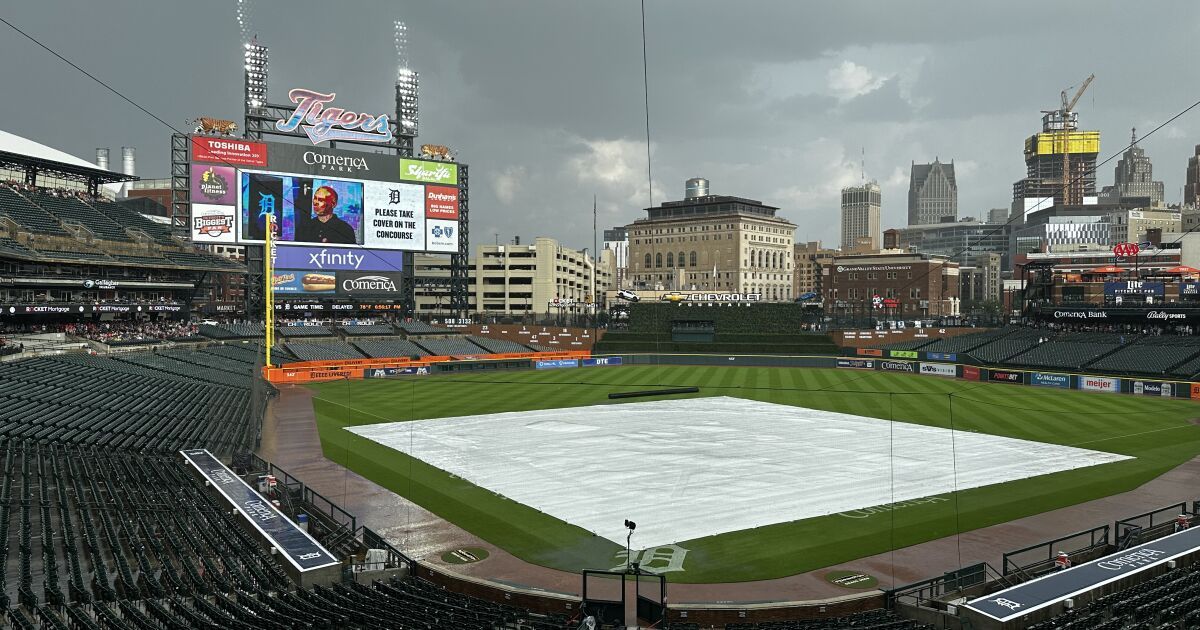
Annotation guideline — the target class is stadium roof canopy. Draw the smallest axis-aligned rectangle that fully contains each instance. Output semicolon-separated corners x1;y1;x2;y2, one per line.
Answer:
0;129;136;190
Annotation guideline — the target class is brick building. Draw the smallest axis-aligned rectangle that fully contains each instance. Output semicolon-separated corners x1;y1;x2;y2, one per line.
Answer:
824;252;960;319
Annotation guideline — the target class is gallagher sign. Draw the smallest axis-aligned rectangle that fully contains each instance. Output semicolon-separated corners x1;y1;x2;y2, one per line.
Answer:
276;88;393;145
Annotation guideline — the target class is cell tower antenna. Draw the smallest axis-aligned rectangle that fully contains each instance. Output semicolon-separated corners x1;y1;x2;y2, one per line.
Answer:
861;146;865;183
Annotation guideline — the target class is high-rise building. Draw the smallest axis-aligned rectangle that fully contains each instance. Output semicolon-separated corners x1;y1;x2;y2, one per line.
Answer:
1186;145;1200;207
986;207;1009;225
626;181;796;301
1100;129;1164;206
603;227;629;288
1011;109;1100;220
841;182;881;251
908;159;957;225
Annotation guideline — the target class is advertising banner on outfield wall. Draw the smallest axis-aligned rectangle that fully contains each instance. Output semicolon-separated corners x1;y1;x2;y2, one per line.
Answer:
962;366;981;381
926;352;957;361
1192;383;1200;400
889;350;918;359
536;359;580;370
582;357;623;367
989;370;1023;383
1079;375;1121;393
1031;372;1071;389
1132;381;1174;396
365;366;430;378
880;360;916;372
856;348;883;357
919;362;956;377
836;358;875;369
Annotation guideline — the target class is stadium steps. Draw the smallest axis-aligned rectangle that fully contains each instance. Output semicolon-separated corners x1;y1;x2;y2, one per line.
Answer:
86;199;178;246
0;186;71;237
26;191;133;243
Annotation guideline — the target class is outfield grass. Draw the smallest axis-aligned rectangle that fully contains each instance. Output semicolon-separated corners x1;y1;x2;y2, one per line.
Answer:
308;366;1200;583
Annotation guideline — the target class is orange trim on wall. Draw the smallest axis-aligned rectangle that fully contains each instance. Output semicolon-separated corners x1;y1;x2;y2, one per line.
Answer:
262;351;591;384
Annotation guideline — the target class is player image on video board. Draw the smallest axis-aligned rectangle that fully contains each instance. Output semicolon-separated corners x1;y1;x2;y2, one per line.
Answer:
240;172;364;245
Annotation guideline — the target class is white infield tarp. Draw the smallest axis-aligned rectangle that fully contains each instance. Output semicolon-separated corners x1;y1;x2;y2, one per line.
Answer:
347;397;1131;548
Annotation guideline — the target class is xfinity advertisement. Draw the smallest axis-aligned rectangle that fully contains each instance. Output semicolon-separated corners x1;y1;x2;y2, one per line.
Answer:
271;245;405;272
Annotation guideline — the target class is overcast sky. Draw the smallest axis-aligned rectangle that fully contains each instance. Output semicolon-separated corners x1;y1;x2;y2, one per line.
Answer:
2;1;1198;250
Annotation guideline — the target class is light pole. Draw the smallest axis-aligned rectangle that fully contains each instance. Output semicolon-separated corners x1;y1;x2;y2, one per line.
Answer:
624;519;637;572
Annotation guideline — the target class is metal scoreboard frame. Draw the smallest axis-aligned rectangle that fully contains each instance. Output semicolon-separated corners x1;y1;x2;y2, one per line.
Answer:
170;39;470;318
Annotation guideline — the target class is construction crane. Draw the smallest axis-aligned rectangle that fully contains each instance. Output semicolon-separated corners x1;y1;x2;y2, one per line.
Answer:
1057;74;1094;205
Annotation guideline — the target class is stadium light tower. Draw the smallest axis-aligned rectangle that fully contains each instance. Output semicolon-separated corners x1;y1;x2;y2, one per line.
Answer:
394;20;419;136
244;39;268;111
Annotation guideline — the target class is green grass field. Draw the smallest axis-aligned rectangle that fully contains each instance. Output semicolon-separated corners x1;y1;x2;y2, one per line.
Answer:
308;366;1200;583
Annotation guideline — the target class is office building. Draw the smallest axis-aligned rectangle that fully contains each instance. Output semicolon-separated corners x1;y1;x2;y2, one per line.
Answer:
908;159;957;225
603;227;629;288
841;182;881;251
824;252;960;318
1187;145;1200;206
959;252;1003;305
793;241;837;298
626;180;796;301
1099;129;1164;207
885;220;1011;270
1107;209;1180;245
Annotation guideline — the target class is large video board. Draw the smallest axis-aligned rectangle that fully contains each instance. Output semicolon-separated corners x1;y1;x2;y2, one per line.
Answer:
188;137;460;257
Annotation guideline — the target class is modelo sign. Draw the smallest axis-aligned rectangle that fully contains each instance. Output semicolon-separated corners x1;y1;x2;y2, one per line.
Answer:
1079;375;1120;393
920;362;956;377
1031;372;1070;389
880;360;915;372
1132;381;1173;397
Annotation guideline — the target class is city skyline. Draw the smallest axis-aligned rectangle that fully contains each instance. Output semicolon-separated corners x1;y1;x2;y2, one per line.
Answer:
1;1;1198;252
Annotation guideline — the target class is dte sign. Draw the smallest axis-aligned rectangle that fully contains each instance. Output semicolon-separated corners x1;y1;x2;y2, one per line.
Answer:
582;357;623;367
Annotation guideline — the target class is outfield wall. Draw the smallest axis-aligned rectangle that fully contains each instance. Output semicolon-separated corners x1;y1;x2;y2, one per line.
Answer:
590;352;1200;400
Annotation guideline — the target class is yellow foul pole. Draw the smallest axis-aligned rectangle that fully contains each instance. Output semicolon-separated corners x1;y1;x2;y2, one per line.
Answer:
264;215;274;368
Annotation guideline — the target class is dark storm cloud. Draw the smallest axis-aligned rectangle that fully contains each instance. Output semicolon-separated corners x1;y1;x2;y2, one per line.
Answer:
1;1;1198;248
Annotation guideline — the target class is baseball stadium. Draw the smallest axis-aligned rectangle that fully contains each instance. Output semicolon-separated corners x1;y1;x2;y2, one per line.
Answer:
5;3;1200;629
